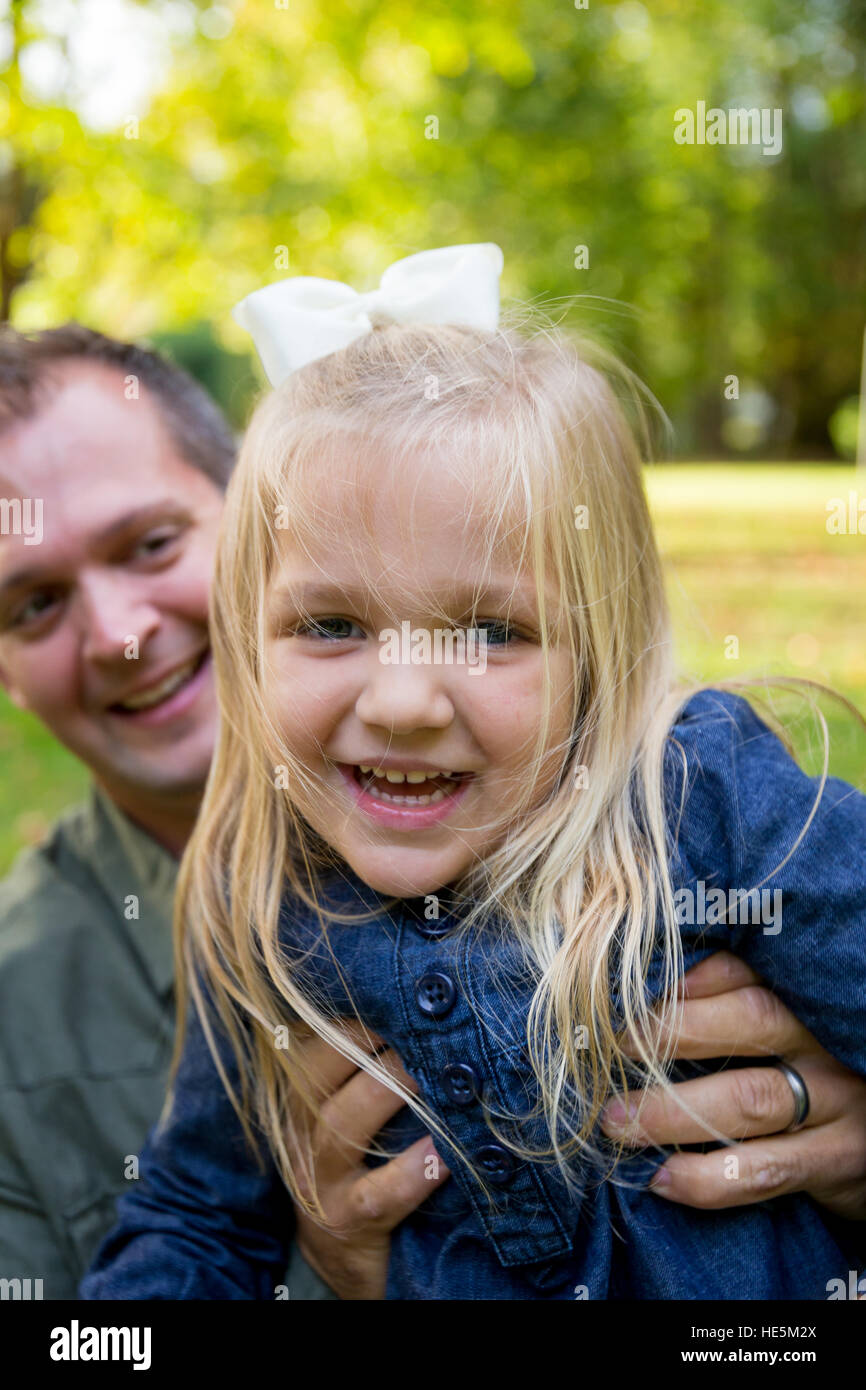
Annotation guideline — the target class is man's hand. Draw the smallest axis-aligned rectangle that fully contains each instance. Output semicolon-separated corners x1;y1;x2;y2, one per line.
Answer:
601;951;866;1220
288;1022;450;1299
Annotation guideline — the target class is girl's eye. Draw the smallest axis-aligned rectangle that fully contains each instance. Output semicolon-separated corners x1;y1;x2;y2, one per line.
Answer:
470;619;517;646
295;617;364;641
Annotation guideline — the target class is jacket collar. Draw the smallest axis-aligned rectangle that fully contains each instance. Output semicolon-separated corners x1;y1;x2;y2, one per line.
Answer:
82;783;179;999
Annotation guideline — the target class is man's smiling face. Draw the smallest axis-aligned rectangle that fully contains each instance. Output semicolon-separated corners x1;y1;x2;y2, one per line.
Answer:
0;361;224;822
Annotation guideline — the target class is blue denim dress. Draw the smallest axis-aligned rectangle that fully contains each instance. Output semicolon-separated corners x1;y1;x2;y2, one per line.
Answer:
80;690;866;1300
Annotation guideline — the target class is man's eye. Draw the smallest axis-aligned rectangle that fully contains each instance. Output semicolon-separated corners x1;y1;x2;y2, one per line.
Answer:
133;529;181;559
11;591;60;627
295;617;364;640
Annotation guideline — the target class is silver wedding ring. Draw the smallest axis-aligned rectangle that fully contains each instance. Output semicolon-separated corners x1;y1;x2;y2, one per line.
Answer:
772;1060;811;1133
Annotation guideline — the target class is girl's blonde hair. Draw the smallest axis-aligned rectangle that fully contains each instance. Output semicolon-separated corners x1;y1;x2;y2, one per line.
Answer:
164;318;835;1217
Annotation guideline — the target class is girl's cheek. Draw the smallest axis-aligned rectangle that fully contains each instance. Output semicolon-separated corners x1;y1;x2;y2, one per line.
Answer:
260;662;302;739
266;670;341;746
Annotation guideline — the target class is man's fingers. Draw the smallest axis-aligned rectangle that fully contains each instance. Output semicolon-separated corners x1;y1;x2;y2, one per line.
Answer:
678;951;761;1000
646;1122;866;1211
602;1057;848;1146
315;1050;419;1171
296;1021;386;1104
348;1135;451;1233
621;986;815;1061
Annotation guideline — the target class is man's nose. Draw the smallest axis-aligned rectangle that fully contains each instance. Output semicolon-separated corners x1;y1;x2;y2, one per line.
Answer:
79;572;161;664
355;653;455;734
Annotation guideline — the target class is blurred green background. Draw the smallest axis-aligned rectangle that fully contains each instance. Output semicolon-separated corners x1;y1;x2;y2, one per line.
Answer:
1;0;865;869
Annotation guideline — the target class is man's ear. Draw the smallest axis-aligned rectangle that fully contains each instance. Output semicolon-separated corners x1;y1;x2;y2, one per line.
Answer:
0;661;27;711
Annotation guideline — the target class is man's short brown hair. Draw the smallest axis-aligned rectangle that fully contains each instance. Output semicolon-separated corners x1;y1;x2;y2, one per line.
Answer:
0;322;236;488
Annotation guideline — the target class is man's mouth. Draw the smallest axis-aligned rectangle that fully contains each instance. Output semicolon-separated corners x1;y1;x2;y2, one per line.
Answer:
109;650;210;714
350;765;471;806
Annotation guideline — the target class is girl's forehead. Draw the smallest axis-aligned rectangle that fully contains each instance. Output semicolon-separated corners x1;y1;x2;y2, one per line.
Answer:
298;438;499;521
268;442;547;609
283;439;527;560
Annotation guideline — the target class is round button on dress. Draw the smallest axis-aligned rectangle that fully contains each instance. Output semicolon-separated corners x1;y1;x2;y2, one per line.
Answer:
442;1061;482;1106
476;1144;517;1185
415;971;458;1018
411;914;455;940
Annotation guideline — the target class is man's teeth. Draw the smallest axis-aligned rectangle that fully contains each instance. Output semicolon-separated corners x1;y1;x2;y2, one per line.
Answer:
356;765;463;805
118;658;198;711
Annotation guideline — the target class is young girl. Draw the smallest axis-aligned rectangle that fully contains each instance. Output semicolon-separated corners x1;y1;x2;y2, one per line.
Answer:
82;245;866;1300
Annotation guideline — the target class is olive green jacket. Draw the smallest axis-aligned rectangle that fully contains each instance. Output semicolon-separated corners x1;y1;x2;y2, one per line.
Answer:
0;786;332;1299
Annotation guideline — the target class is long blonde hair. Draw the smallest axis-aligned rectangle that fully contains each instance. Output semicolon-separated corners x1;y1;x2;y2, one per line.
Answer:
164;319;837;1215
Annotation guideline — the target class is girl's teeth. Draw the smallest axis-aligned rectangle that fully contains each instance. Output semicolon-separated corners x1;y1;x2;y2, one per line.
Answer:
354;764;464;805
371;787;447;805
357;766;455;782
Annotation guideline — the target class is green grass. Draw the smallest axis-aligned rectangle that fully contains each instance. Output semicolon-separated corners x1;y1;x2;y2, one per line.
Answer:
645;464;866;790
1;463;864;876
0;700;89;874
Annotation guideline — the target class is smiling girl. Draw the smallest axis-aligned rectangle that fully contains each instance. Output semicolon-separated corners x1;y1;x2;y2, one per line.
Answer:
82;246;866;1300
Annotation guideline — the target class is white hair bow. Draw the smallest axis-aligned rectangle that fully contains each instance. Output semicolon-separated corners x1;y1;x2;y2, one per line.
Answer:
231;242;504;387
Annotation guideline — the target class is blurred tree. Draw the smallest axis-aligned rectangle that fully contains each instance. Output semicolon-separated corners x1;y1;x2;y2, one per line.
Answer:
1;0;863;452
149;321;261;429
1;0;42;318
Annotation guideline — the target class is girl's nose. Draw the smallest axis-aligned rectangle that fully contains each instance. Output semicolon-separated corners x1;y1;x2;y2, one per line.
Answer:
355;659;455;734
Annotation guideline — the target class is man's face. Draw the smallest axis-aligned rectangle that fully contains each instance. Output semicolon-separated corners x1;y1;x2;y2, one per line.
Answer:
0;362;224;808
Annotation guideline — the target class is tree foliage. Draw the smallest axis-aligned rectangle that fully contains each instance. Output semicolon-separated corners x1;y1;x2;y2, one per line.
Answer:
3;0;864;451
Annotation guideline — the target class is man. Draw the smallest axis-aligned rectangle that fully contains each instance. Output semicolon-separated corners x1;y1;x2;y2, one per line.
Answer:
0;325;863;1301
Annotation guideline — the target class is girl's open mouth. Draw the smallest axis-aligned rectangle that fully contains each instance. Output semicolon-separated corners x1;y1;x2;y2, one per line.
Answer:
336;763;474;828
